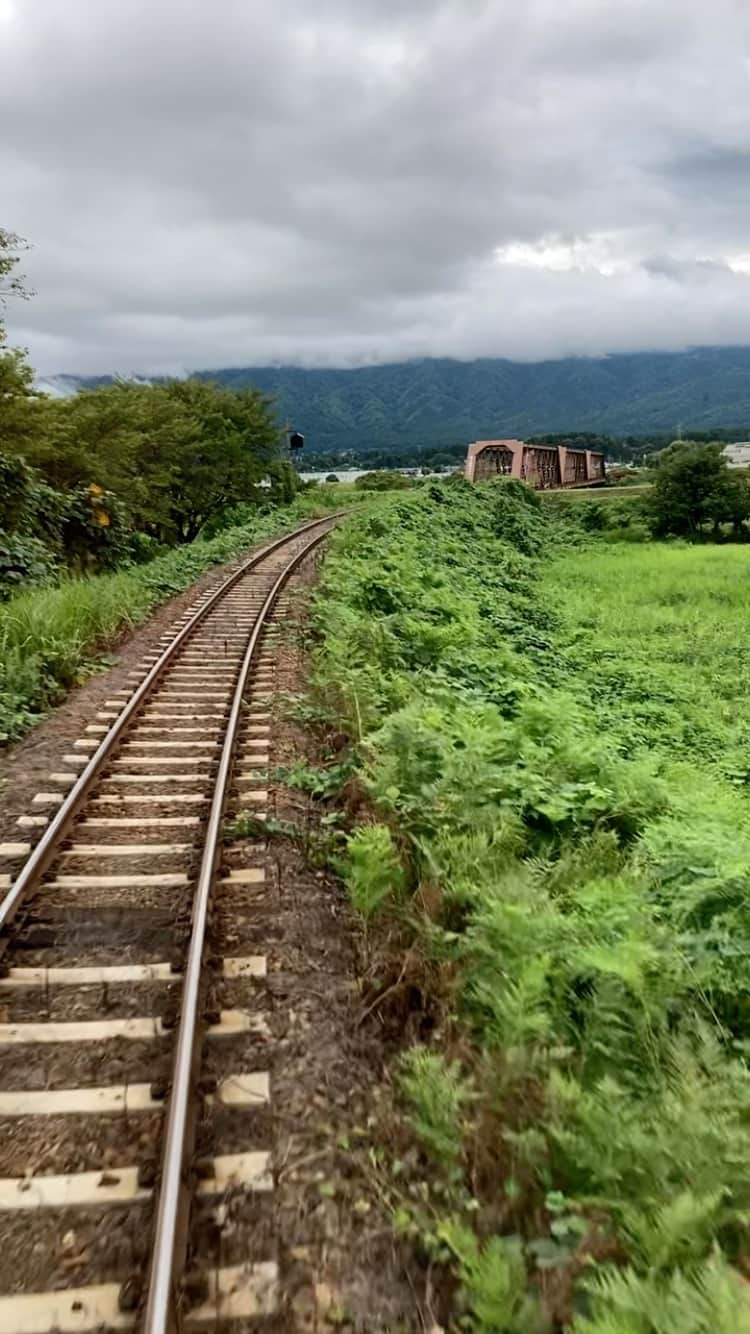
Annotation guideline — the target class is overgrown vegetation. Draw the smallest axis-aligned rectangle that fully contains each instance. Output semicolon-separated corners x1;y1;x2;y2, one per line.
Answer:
0;375;295;578
353;469;415;492
309;479;750;1329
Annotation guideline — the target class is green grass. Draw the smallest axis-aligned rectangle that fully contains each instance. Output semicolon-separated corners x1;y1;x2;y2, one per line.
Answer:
0;487;351;744
308;479;750;1331
542;542;750;783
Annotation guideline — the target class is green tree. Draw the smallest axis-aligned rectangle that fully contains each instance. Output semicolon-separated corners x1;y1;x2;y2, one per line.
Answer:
0;347;54;460
649;442;750;539
27;378;282;542
0;229;46;460
137;379;280;541
27;381;145;490
0;229;30;306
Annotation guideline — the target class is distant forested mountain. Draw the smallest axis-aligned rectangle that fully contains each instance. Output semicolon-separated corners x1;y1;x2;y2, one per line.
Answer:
67;346;750;453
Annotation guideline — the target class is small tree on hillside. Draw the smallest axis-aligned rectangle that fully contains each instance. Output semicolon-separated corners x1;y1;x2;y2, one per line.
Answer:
0;230;45;457
649;441;750;538
0;229;30;309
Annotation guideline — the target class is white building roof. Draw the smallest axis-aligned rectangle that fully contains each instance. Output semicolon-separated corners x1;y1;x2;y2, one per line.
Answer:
723;443;750;468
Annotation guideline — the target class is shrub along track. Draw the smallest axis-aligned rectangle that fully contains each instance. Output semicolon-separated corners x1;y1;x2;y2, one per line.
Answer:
0;515;340;1334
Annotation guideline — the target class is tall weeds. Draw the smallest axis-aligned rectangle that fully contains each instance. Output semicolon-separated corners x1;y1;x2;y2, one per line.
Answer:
311;479;750;1329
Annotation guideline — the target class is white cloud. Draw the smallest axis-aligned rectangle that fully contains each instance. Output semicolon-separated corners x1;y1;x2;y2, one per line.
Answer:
2;0;750;373
494;234;633;277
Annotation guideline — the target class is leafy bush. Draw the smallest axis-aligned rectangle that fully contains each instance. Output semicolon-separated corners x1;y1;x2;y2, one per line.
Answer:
0;530;57;600
126;531;168;564
354;469;413;491
23;479;71;554
0;450;136;594
0;451;33;531
59;484;132;572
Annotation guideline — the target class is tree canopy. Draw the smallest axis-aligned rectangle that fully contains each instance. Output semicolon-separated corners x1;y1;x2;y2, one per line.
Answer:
649;441;750;538
7;377;283;544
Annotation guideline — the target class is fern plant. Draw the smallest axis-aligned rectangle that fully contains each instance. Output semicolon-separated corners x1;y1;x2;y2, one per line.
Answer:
440;1222;549;1333
399;1049;471;1173
574;1251;750;1333
343;822;404;916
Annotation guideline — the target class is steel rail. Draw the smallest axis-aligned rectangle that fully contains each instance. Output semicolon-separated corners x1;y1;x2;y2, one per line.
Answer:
142;521;332;1334
0;514;340;937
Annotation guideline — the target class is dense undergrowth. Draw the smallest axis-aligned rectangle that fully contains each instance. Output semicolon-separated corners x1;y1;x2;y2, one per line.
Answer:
0;487;347;744
310;479;750;1331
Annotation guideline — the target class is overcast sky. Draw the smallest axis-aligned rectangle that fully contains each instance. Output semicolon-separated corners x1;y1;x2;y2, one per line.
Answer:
3;0;750;375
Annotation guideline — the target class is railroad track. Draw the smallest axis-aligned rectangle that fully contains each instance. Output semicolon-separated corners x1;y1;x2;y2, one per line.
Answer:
0;516;339;1334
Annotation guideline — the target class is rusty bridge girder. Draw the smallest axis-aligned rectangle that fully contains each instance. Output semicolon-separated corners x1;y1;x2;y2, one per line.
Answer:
464;439;605;489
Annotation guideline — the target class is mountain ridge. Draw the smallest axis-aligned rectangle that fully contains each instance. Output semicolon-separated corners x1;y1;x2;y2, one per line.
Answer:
41;346;750;451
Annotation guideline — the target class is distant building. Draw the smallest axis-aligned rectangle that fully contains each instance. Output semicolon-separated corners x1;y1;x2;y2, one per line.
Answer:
723;443;750;469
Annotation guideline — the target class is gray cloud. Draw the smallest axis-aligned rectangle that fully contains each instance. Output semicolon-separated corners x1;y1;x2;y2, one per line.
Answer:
3;0;750;373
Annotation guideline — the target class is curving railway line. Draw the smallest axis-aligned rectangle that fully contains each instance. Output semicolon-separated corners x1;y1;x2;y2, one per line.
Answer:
0;515;340;1334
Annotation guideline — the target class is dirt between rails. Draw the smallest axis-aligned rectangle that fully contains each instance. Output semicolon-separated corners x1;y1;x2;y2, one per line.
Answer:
0;527;315;848
198;558;427;1334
